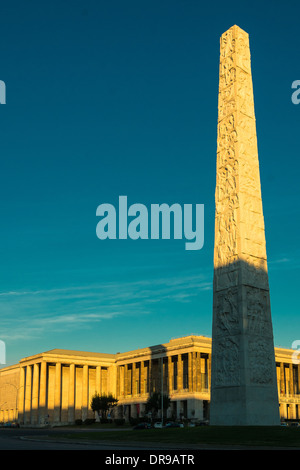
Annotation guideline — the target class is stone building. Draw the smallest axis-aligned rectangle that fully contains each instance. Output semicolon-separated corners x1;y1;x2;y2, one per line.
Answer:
0;335;299;425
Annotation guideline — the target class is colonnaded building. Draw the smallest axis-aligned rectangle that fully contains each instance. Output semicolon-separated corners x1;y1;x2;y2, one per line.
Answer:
0;334;299;426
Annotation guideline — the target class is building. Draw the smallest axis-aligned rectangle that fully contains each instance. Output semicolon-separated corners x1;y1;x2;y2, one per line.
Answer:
0;335;299;425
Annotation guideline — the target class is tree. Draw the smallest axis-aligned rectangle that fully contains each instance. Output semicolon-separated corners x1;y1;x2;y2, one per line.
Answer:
90;393;118;419
145;392;170;419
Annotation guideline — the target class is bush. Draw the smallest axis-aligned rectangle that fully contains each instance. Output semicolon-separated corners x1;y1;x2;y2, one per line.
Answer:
75;419;82;425
114;419;125;426
129;417;139;426
100;418;109;424
83;418;95;425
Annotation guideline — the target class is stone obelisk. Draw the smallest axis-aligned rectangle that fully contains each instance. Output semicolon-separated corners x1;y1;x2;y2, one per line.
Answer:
210;25;280;425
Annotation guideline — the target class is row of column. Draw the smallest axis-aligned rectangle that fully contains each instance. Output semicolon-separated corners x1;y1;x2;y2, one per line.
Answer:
10;359;300;424
117;352;211;398
279;402;300;420
18;362;104;425
277;363;300;397
0;408;17;423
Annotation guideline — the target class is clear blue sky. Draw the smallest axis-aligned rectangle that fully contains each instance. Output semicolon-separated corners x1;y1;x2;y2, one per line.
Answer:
0;0;299;367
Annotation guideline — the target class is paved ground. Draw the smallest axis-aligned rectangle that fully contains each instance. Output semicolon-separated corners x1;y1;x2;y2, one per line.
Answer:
0;428;197;451
0;428;162;450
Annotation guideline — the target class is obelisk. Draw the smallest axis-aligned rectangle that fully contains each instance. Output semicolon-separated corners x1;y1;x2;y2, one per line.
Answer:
210;25;280;425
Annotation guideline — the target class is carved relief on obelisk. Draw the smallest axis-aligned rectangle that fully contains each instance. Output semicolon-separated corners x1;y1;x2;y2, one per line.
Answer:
210;25;280;425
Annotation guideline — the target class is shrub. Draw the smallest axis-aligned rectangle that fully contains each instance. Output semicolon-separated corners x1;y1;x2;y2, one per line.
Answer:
100;418;109;424
83;418;95;425
114;419;125;426
129;417;139;426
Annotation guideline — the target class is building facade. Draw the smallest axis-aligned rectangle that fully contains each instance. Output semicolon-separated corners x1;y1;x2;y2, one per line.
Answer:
0;335;299;425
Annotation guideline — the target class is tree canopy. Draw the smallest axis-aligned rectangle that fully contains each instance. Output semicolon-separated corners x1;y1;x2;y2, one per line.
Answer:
90;393;118;418
145;392;170;417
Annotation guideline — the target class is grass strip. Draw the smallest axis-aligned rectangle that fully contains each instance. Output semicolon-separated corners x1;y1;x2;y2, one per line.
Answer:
53;426;300;448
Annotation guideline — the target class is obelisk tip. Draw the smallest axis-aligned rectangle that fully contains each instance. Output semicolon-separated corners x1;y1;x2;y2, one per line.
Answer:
223;24;248;36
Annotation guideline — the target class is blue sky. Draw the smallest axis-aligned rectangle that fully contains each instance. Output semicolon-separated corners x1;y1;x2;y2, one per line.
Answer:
0;0;299;367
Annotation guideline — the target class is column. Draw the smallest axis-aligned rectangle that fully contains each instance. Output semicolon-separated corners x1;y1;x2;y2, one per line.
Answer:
96;366;101;395
163;358;167;392
208;355;211;392
124;364;128;396
116;366;120;398
198;353;201;391
280;363;285;395
148;360;152;394
82;365;88;421
68;364;75;423
109;364;117;397
157;358;162;394
39;362;47;424
177;355;183;392
188;352;193;392
18;366;26;424
289;364;294;397
140;362;145;395
31;363;40;424
192;352;197;392
159;357;164;395
168;356;173;394
119;366;124;397
276;363;280;397
176;400;181;419
137;363;141;395
285;366;290;396
54;363;61;423
132;362;137;396
128;365;132;395
24;365;32;424
201;355;205;390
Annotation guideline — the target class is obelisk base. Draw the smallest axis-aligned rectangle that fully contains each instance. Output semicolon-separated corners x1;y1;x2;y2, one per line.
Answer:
210;385;280;426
